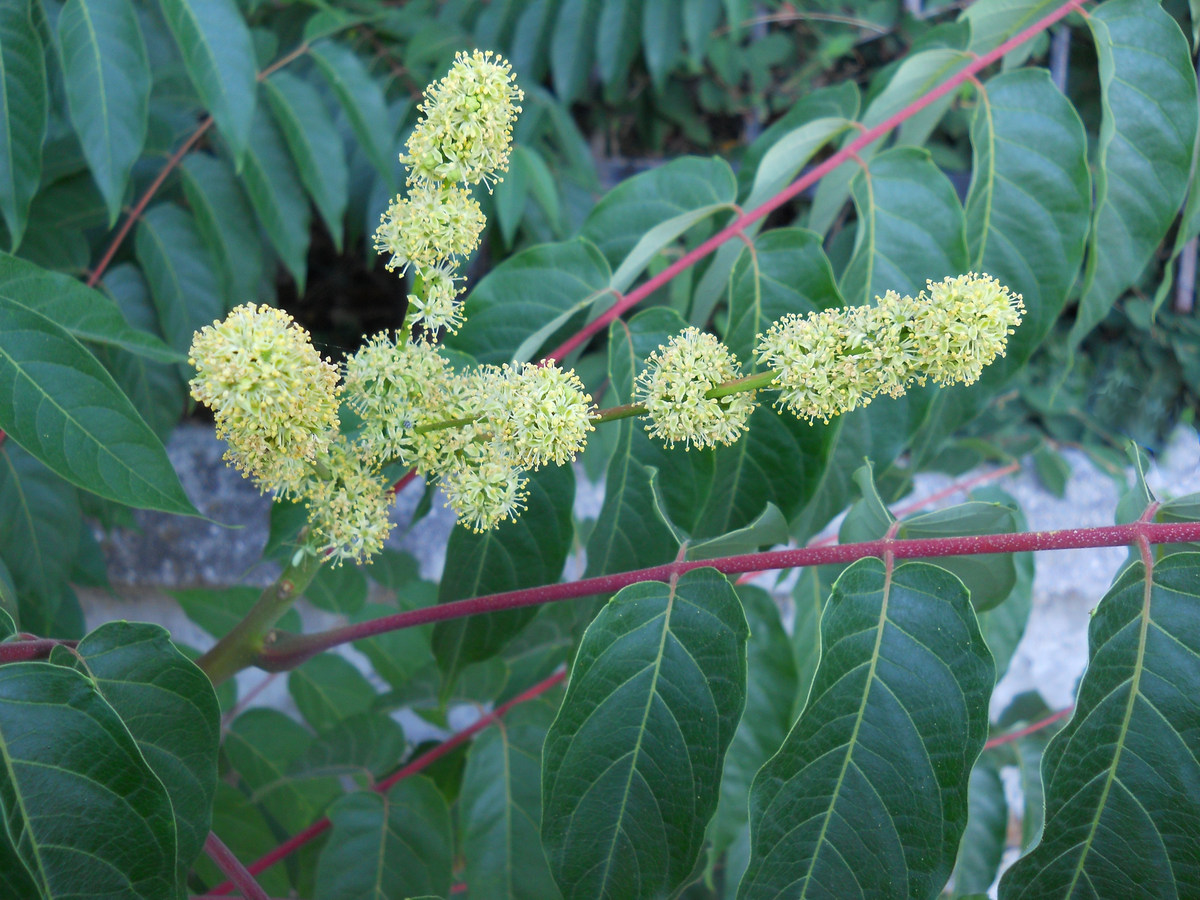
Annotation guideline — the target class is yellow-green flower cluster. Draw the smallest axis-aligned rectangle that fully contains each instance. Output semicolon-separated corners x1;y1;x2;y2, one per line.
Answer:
914;273;1024;386
189;304;395;564
636;327;756;449
375;49;523;336
188;304;339;493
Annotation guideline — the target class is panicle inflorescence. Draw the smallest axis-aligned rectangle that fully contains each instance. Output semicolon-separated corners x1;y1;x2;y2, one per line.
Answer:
188;303;340;493
374;181;485;275
402;49;524;188
637;327;757;449
302;439;395;564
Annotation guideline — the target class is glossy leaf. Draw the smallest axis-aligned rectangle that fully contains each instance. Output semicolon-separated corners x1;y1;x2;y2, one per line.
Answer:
1000;552;1200;898
951;754;1008;898
53;622;220;883
135;201;223;353
0;444;81;636
314;778;453;900
179;152;264;307
0;252;181;363
447;237;612;365
0;0;46;249
432;463;575;685
839;146;969;306
263;70;349;249
900;501;1019;611
738;559;993;899
1070;0;1197;346
157;0;257;163
460;698;562;900
309;39;396;191
710;585;799;861
0;294;197;515
0;662;176;897
240;103;312;291
542;568;749;899
55;0;149;225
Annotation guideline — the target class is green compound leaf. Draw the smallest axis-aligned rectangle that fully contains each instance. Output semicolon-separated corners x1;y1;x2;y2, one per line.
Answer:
135;202;223;354
157;0;257;165
263;70;349;250
0;294;197;515
0;662;177;898
179;153;264;308
460;698;562;900
580;155;737;291
1000;552;1200;898
314;777;453;900
239;103;312;292
1069;0;1198;347
309;39;396;191
550;0;600;104
738;559;993;899
287;652;378;733
0;444;81;636
433;462;575;686
55;0;150;226
0;0;46;250
0;251;181;363
51;622;220;885
839;146;969;306
448;237;613;366
542;568;749;900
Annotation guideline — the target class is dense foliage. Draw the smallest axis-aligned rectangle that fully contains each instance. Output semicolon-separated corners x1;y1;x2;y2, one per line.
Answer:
2;0;1200;898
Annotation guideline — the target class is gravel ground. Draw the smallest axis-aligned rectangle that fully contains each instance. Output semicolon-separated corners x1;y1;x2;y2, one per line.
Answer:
82;422;1200;717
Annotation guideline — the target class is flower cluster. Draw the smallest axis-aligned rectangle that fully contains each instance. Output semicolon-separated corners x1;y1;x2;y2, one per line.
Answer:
375;50;523;335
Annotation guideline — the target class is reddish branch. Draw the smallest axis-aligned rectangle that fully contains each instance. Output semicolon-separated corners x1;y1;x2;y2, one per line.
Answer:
984;708;1073;749
201;669;566;897
543;0;1089;362
0;638;77;664
256;518;1200;671
203;832;270;900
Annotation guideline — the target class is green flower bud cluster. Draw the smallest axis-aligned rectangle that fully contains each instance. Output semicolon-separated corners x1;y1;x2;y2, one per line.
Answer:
374;50;523;336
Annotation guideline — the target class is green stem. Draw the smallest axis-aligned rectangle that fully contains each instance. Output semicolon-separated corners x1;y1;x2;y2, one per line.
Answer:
197;550;327;685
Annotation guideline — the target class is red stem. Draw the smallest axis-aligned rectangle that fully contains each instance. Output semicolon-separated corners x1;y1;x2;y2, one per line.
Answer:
201;669;566;896
984;707;1073;749
258;518;1200;670
0;638;77;664
203;832;270;900
543;0;1088;362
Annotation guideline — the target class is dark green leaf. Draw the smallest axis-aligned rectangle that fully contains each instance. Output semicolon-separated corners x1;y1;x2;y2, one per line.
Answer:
0;251;182;363
1032;443;1070;498
0;294;198;514
263;70;348;250
1000;552;1200;897
460;699;562;900
351;602;435;691
314;778;453;900
1070;0;1197;346
447;237;612;365
56;0;150;224
0;0;46;249
595;0;638;91
192;783;291;896
309;39;396;191
432;463;575;684
305;562;368;615
642;0;683;90
550;0;599;104
240;103;312;291
951;754;1008;897
288;653;378;733
157;0;257;163
55;621;220;883
135;201;223;353
899;501;1019;611
738;559;994;899
542;568;749;899
290;711;407;782
710;585;799;861
0;662;176;897
179;152;265;308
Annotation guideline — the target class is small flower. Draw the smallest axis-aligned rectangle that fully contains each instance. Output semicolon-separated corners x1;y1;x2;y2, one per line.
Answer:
374;181;484;274
406;264;466;333
304;440;394;565
912;273;1025;386
637;327;756;449
440;443;528;532
496;361;594;469
403;50;524;188
756;306;884;423
342;334;451;464
188;303;339;491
